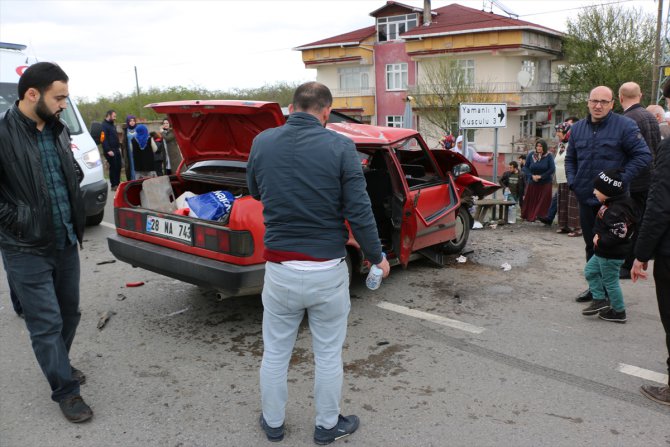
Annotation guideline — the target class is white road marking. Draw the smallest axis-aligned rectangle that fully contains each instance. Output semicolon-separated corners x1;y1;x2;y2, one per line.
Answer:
376;301;485;334
617;363;668;384
100;221;115;230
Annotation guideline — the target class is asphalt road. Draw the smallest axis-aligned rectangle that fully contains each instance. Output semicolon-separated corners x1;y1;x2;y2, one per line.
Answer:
1;197;669;447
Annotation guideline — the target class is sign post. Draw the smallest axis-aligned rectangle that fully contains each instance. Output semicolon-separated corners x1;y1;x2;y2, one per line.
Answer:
459;103;508;198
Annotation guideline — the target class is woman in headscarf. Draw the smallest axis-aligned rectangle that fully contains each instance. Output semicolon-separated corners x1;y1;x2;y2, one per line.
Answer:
123;115;137;180
131;124;157;179
521;139;555;222
553;122;581;236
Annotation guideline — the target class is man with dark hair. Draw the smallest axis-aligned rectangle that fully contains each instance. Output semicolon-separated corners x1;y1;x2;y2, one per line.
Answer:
630;80;670;406
101;109;122;190
0;62;92;422
565;85;651;303
247;81;389;444
618;82;661;279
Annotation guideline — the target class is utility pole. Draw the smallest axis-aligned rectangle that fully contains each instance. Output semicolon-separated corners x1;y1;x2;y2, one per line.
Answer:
652;0;663;102
134;66;141;118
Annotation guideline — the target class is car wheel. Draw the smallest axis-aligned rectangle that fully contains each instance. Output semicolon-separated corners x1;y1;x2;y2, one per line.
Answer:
442;207;471;254
85;210;104;226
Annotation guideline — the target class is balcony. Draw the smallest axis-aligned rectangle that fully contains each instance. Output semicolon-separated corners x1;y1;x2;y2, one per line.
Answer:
409;82;563;108
330;87;376;98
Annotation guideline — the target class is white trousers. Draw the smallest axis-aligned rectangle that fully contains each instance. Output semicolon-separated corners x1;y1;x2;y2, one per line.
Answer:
260;260;350;429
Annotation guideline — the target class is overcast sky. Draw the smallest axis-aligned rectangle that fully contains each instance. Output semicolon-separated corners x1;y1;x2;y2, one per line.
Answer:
0;0;662;101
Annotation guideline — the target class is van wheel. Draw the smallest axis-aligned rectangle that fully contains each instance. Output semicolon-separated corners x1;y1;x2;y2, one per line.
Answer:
442;207;471;254
86;210;104;226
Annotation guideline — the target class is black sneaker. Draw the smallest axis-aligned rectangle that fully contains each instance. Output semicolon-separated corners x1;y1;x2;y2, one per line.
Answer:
71;367;86;385
314;414;359;445
598;308;627;323
582;300;610;316
575;288;593;303
259;413;284;442
59;395;93;423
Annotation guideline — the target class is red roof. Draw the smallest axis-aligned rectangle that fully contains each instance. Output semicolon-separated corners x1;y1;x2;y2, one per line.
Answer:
401;3;562;39
296;2;562;52
294;26;376;50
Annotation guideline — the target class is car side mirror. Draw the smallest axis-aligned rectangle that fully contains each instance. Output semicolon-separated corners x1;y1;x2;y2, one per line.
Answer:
452;163;471;177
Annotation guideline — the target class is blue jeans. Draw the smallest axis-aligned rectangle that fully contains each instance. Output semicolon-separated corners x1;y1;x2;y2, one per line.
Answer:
1;244;81;402
584;255;625;311
260;261;350;429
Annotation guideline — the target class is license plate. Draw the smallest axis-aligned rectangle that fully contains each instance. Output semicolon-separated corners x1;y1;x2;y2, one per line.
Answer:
146;215;192;243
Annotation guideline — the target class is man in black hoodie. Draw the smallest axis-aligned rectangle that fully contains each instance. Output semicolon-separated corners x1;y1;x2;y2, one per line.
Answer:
618;82;661;279
630;82;670;407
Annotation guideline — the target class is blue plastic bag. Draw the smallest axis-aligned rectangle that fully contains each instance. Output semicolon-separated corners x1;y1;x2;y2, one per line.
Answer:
186;190;235;221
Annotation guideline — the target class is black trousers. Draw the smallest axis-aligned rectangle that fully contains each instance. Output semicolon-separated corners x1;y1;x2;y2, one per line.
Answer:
653;256;670;379
578;202;601;261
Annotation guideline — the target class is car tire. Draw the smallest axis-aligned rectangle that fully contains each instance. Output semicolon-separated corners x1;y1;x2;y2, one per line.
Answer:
442;207;471;254
85;210;104;226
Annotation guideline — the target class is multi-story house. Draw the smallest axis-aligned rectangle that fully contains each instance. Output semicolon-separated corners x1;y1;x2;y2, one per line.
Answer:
294;1;565;171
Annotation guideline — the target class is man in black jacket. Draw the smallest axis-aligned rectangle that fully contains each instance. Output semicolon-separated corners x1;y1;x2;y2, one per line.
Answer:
618;82;661;279
101;109;121;190
0;62;92;422
631;81;670;407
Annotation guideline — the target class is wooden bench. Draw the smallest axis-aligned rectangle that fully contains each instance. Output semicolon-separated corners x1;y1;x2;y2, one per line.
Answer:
473;199;517;224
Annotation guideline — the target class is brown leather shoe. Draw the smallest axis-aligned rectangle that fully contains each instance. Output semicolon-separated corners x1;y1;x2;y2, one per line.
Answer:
640;384;670;406
59;395;93;423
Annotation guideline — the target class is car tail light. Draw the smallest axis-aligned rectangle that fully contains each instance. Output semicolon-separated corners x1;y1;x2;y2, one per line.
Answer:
193;226;253;257
116;209;142;232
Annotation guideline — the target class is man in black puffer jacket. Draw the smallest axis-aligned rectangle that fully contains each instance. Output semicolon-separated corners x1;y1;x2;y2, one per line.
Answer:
101;109;122;190
631;82;670;408
618;82;661;279
0;62;92;423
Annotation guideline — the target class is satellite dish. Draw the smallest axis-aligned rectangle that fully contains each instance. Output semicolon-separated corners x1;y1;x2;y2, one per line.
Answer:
517;70;532;88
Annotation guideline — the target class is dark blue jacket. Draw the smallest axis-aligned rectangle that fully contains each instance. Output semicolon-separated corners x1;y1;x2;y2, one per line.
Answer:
566;111;651;207
247;112;382;264
101;118;120;156
523;151;555;185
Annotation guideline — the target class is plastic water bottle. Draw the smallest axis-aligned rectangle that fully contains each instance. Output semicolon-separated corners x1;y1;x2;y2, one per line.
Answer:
366;253;385;290
508;203;517;224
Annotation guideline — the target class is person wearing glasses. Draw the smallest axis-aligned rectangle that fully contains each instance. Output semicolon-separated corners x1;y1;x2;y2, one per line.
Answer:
565;85;651;304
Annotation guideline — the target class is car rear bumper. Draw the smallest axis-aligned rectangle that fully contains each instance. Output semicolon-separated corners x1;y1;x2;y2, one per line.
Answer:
107;233;265;297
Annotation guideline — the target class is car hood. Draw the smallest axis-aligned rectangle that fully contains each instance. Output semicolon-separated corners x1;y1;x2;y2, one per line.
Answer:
147;100;285;166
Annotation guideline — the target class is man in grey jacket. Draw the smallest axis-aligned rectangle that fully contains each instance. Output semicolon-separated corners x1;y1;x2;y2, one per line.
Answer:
247;82;389;444
0;62;92;422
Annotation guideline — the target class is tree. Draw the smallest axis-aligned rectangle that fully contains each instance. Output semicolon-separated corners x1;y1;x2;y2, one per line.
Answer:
559;5;656;114
411;59;495;142
76;82;299;128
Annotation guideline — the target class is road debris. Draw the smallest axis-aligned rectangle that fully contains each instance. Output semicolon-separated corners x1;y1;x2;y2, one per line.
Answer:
163;307;190;318
500;262;512;271
456;255;467;263
125;281;145;288
116;293;127;301
97;310;116;330
96;260;116;265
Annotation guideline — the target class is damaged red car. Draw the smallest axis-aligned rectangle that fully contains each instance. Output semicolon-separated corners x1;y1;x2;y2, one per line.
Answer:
107;101;498;298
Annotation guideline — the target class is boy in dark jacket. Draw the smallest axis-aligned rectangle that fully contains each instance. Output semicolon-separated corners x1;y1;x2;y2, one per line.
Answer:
582;169;637;323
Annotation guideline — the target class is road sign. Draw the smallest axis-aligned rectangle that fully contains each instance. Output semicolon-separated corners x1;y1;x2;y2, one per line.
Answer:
459;103;507;128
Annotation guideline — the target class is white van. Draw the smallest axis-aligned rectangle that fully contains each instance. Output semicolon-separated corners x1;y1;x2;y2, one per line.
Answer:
0;42;108;225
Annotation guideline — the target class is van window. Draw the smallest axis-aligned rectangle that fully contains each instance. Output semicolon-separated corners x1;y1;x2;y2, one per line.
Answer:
60;98;83;135
0;84;83;135
0;82;18;110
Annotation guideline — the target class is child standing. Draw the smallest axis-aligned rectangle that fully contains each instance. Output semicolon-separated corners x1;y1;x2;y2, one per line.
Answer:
581;169;637;323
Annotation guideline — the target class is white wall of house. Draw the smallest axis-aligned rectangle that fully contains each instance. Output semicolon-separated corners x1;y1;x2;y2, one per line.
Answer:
315;63;375;94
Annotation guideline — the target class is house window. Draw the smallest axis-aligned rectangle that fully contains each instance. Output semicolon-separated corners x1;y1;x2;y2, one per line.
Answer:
377;14;418;41
456;60;475;86
386;63;408;91
521;60;536;85
386;116;404;128
520;112;536;138
338;66;370;91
